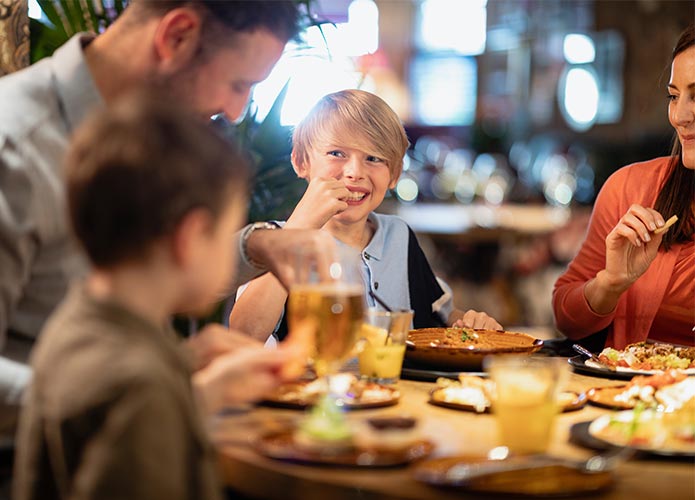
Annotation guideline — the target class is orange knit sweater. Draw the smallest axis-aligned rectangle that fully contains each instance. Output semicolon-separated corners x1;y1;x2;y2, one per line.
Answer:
553;157;694;349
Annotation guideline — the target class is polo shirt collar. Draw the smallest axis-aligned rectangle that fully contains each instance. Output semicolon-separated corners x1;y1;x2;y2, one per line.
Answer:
363;213;386;261
51;34;103;132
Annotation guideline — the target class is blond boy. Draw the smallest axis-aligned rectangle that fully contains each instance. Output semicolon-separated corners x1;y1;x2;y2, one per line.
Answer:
230;89;501;342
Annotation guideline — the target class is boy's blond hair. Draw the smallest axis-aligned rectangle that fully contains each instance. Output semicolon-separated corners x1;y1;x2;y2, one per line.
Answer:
292;89;409;182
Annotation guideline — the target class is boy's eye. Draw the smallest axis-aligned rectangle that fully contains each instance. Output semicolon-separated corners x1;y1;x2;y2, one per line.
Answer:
327;150;345;158
366;156;384;163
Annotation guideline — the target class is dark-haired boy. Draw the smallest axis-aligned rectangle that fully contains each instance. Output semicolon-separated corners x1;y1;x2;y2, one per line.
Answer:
12;93;300;500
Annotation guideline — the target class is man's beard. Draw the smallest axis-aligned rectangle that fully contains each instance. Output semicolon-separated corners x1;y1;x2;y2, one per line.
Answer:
146;67;215;122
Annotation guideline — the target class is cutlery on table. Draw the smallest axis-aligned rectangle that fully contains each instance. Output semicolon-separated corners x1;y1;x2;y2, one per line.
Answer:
442;445;635;483
572;344;615;371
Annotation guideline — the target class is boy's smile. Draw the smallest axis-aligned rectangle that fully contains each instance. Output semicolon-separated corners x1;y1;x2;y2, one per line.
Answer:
343;186;369;204
304;142;394;224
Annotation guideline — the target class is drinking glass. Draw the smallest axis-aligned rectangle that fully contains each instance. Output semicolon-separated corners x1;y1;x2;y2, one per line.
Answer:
358;309;413;384
484;355;566;454
286;246;365;386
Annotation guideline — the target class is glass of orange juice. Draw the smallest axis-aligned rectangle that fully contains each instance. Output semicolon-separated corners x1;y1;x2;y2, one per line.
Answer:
357;309;413;385
484;355;566;454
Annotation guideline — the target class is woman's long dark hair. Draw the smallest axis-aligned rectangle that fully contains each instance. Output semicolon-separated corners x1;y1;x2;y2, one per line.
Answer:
655;23;695;251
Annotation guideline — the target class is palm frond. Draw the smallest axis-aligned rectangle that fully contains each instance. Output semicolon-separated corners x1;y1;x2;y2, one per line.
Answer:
36;0;69;39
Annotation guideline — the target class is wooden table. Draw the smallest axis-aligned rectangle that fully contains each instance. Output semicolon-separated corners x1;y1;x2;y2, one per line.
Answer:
211;369;694;499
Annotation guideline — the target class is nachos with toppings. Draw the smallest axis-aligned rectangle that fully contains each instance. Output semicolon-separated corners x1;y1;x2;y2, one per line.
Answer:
598;342;695;372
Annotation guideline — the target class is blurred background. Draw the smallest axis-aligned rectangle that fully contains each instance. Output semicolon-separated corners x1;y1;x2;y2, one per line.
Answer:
240;0;692;335
9;0;695;335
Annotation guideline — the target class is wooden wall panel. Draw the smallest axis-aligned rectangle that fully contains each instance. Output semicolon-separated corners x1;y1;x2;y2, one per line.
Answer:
0;0;29;76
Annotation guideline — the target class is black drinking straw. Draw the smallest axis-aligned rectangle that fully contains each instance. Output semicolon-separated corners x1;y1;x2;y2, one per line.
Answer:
369;290;393;312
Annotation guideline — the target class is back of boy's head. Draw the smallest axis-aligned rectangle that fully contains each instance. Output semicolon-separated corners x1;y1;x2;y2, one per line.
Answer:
292;89;409;181
66;90;250;269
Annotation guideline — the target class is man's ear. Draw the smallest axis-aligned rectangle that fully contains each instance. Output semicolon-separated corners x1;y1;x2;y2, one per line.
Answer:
152;8;203;73
171;208;212;268
291;150;309;179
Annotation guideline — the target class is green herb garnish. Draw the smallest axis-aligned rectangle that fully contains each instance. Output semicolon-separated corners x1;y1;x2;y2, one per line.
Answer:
630;401;645;439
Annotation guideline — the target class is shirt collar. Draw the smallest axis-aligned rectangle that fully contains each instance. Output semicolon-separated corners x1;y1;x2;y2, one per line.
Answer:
50;34;104;132
363;213;386;261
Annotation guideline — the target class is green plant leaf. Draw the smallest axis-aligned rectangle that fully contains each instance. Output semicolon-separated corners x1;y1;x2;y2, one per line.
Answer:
29;18;65;63
82;0;102;33
60;0;89;33
31;0;122;62
36;0;69;39
113;0;126;15
251;80;293;166
248;163;307;222
59;0;79;32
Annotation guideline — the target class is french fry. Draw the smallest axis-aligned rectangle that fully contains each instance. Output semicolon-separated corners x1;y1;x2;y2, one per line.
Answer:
654;215;678;235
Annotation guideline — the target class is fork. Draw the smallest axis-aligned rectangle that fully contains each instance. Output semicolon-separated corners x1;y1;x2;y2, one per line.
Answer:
443;446;635;483
572;344;616;371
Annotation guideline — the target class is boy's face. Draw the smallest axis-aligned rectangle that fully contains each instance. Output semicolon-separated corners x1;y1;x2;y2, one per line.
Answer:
301;135;395;225
184;195;247;315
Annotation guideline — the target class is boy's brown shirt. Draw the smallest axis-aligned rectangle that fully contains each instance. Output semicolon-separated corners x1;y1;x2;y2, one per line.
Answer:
13;284;222;500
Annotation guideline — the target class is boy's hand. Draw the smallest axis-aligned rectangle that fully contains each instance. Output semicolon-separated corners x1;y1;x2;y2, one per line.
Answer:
184;324;262;371
191;343;305;415
285;177;350;229
451;310;503;331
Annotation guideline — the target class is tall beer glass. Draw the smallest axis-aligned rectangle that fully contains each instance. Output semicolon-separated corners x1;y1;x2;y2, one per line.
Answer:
287;246;364;381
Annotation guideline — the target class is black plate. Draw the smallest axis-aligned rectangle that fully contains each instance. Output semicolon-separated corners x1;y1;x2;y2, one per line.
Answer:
567;356;635;380
569;421;694;459
401;366;488;382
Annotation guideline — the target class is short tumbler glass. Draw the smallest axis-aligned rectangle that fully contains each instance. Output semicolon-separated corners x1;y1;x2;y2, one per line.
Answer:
357;309;413;385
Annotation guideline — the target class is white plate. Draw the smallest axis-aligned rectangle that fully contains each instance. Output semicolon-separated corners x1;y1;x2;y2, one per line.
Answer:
588;410;695;456
586;359;695;376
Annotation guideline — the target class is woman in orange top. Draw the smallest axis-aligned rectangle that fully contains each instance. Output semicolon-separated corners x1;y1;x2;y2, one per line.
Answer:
553;24;695;350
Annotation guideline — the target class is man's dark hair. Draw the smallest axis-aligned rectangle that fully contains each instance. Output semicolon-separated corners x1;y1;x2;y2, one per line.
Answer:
131;0;302;43
66;90;250;268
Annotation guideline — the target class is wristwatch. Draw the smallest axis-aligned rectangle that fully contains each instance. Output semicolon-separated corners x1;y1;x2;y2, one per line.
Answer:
241;221;280;270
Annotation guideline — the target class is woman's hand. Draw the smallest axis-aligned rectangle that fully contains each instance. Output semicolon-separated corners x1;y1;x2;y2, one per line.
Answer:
451;310;503;330
584;204;667;315
602;204;666;291
285;177;350;229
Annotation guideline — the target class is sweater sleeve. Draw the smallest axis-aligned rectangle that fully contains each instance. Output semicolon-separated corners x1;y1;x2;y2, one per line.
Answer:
552;168;628;338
